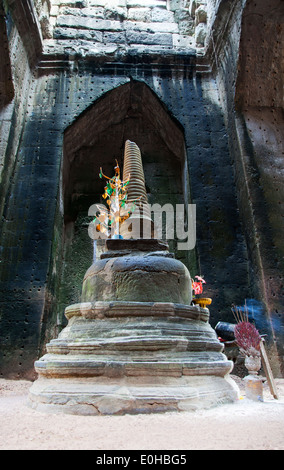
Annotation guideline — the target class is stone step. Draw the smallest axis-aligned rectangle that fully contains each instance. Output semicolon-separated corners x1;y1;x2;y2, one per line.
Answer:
64;301;209;321
46;336;223;354
34;353;232;378
28;374;240;415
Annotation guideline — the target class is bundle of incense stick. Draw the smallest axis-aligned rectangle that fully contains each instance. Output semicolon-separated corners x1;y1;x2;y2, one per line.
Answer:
231;300;262;354
231;300;249;324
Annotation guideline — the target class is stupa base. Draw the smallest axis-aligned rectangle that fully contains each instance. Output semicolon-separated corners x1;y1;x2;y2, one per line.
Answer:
27;237;240;415
28;374;239;415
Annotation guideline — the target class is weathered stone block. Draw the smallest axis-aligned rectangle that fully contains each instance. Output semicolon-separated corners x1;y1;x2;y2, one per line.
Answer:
60;7;105;18
126;31;173;46
88;0;127;7
195;6;207;25
56;15;124;31
54;27;103;41
50;5;59;16
151;7;175;22
103;31;126;44
124;20;179;33
59;0;88;5
176;9;195;35
43;38;119;57
127;0;165;7
168;0;183;11
89;0;126;5
195;21;207;46
189;0;206;17
105;6;127;21
128;7;152;22
173;33;195;48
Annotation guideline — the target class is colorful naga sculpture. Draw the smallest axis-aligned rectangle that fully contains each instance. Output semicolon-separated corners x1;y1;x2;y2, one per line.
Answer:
92;140;152;239
92;160;135;239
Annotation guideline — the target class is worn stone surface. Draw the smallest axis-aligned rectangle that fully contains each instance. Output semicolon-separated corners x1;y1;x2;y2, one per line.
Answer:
195;6;207;25
82;241;192;304
0;4;14;106
195;22;207;46
207;0;284;374
49;0;194;53
0;0;283;379
28;374;239;415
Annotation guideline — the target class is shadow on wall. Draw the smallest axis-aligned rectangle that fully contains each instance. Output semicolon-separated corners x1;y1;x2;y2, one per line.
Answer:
233;0;284;375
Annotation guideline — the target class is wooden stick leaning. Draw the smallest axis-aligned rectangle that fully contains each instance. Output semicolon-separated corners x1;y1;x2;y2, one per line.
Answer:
259;338;279;399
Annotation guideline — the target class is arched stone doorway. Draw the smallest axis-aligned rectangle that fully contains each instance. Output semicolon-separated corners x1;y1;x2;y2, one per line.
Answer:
58;80;193;326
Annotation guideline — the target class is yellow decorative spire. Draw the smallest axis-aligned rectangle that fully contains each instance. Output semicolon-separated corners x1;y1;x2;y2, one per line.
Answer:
121;140;154;239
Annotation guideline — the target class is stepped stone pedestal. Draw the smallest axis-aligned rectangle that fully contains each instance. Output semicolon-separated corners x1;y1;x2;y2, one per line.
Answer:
28;239;239;414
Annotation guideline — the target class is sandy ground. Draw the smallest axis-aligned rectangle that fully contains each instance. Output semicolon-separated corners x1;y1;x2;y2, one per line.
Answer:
0;376;284;451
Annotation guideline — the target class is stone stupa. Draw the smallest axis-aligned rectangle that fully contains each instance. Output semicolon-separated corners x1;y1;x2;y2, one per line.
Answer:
28;140;239;415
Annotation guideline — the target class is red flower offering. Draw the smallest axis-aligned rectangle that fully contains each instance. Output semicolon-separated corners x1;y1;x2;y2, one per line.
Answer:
192;276;206;295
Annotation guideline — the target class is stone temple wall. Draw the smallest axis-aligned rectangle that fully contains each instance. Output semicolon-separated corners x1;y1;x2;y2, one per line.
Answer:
208;0;284;375
0;0;283;378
